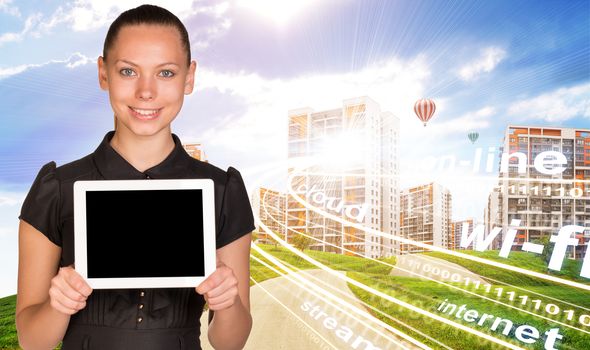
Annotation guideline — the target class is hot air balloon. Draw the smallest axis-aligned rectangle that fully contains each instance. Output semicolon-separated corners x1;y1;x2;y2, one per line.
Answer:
414;98;436;126
468;131;479;144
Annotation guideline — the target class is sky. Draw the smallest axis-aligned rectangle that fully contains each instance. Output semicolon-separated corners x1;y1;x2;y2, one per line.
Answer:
0;0;588;297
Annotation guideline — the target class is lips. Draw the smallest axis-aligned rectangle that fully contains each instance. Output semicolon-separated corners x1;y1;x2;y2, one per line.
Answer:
129;106;162;120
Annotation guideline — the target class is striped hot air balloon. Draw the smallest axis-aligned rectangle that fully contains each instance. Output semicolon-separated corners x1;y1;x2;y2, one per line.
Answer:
468;131;479;144
414;98;436;126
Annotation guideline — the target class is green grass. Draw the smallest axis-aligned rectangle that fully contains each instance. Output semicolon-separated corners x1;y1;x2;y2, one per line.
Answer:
0;295;18;350
250;243;396;284
1;245;392;350
348;274;590;350
251;244;590;349
4;246;588;349
426;250;590;284
423;250;590;308
344;250;590;349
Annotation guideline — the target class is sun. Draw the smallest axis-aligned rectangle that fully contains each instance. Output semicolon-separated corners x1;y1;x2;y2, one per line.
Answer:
237;0;318;25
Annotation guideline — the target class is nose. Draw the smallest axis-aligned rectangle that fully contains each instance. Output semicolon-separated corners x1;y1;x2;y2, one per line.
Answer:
136;75;156;101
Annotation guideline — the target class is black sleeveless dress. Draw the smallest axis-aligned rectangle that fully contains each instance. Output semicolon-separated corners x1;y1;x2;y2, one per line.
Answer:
19;131;255;349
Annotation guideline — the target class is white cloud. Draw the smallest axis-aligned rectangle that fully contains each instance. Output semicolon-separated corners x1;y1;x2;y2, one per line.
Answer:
0;52;94;79
0;193;23;207
0;12;42;45
458;46;506;81
3;0;232;58
507;82;590;122
236;0;319;25
65;52;94;68
191;18;231;49
183;56;498;176
0;227;14;237
424;106;495;137
0;0;20;17
181;57;430;161
39;0;231;32
1;1;232;49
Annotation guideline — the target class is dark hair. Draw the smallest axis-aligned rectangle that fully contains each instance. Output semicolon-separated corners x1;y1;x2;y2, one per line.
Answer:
103;4;191;66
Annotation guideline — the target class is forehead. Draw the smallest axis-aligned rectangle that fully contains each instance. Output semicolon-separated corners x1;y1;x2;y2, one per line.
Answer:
108;24;185;64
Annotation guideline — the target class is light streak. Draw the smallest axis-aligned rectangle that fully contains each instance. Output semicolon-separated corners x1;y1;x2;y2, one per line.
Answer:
287;172;590;292
265;255;456;350
250;274;339;350
252;245;429;350
260;191;590;328
256;218;527;350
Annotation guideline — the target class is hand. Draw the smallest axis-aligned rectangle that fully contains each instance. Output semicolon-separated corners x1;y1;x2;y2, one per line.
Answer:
48;265;93;315
196;261;240;311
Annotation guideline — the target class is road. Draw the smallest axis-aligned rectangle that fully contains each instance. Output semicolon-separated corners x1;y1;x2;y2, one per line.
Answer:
199;269;424;350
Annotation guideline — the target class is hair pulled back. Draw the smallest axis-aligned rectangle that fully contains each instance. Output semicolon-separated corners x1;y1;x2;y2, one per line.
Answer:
103;4;191;66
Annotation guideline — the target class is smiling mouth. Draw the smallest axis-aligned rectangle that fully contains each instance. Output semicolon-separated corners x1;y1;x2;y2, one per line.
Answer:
129;106;162;120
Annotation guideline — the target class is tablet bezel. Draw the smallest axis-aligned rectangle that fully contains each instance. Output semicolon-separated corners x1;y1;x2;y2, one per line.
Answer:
73;179;216;289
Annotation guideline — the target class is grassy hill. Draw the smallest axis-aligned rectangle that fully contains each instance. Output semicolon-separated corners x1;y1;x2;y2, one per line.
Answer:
2;247;588;349
0;295;18;350
0;246;394;350
253;246;590;350
426;250;590;285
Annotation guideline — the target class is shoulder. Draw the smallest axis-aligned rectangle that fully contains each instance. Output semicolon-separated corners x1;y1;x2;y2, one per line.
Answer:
53;153;95;183
182;157;240;187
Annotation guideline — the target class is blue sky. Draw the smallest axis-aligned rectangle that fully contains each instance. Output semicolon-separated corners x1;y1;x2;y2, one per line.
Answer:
0;0;588;297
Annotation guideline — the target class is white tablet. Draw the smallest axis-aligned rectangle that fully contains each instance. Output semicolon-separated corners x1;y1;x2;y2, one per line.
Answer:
73;179;216;289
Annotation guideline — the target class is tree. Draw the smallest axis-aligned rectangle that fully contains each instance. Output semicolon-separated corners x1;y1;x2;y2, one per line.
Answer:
291;233;313;251
533;235;553;266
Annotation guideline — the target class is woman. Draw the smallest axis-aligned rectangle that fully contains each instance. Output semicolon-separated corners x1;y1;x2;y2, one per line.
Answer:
15;4;254;350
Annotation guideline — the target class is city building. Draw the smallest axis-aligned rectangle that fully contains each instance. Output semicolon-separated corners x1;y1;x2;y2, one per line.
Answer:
251;187;287;244
452;218;474;250
484;189;502;249
182;142;208;162
399;183;453;254
286;96;399;258
494;126;590;259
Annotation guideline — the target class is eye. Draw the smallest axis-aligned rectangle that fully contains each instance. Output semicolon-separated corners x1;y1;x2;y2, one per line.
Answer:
120;68;136;77
159;70;175;78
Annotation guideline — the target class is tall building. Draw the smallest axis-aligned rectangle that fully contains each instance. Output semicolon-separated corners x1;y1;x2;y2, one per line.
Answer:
182;142;208;162
494;126;590;259
452;218;474;250
484;189;502;249
286;96;399;258
399;183;453;254
251;187;286;243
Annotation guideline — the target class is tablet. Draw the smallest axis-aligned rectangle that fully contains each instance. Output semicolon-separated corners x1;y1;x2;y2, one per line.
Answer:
73;179;216;289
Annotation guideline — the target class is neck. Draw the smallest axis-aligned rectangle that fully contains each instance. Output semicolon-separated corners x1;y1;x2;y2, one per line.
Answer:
109;126;175;173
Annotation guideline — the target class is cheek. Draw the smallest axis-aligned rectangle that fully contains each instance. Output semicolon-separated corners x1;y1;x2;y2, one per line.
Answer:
108;80;136;101
159;81;186;102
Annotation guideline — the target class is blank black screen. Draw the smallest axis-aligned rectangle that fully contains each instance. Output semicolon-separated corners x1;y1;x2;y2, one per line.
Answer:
85;189;205;278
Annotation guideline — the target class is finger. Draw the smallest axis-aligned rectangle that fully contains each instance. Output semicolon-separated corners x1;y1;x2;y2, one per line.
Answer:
49;286;86;312
206;274;237;299
208;298;236;311
196;270;225;295
52;276;87;302
62;267;93;297
50;286;87;310
49;297;78;315
207;285;238;306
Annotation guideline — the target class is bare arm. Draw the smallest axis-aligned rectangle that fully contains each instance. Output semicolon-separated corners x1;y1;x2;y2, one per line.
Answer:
16;220;92;350
197;233;252;350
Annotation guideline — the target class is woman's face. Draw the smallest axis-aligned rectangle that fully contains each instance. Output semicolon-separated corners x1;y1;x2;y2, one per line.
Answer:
98;24;196;138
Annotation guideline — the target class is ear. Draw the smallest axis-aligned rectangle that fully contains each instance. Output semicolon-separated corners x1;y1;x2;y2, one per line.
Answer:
184;60;197;95
98;56;109;91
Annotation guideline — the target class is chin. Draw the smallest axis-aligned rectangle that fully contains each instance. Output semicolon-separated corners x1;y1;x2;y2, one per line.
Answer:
117;120;167;137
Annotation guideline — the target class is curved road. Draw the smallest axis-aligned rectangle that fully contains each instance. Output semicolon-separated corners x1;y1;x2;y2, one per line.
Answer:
199;269;423;350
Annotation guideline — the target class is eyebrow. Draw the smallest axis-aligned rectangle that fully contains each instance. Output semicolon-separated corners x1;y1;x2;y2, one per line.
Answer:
116;59;180;68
